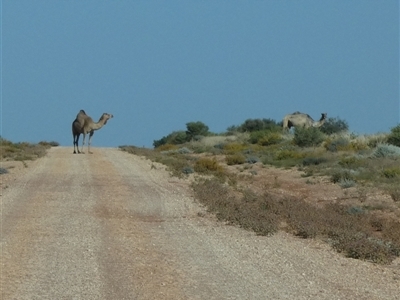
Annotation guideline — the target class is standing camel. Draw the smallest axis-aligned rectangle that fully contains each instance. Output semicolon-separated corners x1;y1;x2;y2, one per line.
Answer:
282;112;327;131
72;110;113;154
72;110;87;154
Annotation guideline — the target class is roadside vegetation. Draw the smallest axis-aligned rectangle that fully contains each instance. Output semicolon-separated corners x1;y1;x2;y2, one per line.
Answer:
120;119;400;264
0;136;58;164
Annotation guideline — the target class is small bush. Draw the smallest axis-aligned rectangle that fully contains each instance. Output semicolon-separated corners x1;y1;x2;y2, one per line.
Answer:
372;144;400;158
325;137;350;152
250;131;282;146
293;127;325;147
331;170;355;183
246;156;260;164
388;188;400;202
156;144;179;152
320;117;349;135
334;234;396;264
381;167;400;178
177;147;192;154
39;141;59;147
223;143;247;154
349;140;369;151
186;121;210;141
338;156;362;168
226;154;246;165
275;149;304;160
182;166;194;174
387;124;400;147
0;167;8;174
339;179;356;188
302;157;327;166
367;134;388;148
238;118;281;133
194;157;224;173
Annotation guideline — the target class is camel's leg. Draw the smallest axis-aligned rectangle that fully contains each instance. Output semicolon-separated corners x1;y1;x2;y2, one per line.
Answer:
74;134;81;154
80;133;86;154
88;132;94;154
73;136;77;154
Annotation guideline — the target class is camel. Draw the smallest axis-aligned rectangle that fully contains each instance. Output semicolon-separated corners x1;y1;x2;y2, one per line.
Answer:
282;112;327;131
72;110;113;154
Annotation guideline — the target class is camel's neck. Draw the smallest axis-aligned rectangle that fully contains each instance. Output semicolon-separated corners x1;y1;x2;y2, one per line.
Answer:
92;118;108;131
313;117;326;128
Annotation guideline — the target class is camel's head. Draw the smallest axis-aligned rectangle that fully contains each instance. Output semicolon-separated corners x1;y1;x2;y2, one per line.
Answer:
101;113;114;124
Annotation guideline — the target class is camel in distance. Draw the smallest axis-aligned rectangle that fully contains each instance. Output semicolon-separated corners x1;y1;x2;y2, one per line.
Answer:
282;112;327;131
72;110;113;154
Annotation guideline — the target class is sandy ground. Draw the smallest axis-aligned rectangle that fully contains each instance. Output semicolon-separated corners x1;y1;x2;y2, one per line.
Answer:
1;147;399;299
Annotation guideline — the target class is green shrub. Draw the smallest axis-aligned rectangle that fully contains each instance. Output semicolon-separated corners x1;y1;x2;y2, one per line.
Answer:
155;144;179;152
334;234;396;264
367;134;388;148
223;143;247;154
249;131;266;144
339;179;356;188
38;141;59;147
226;154;246;165
194;157;224;173
293;127;325;147
325;137;350;152
275;149;304;160
302;157;327;166
331;170;355;183
381;168;400;178
246;156;260;164
372;144;400;158
388;188;400;202
338;156;362;168
257;132;283;146
186;121;209;141
153;131;187;147
238;118;280;133
320;117;349;135
387;124;400;147
182;166;194;174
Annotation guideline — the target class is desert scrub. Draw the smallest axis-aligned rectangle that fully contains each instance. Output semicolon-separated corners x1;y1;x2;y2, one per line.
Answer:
387;188;400;202
387;124;400;147
191;176;400;263
302;156;327;166
249;131;282;146
39;141;59;147
324;137;350;152
155;144;179;152
275;149;304;160
372;144;400;158
293;127;325;147
223;142;248;154
349;140;369;151
381;167;400;178
330;170;355;184
182;166;194;175
338;156;363;168
339;178;356;188
225;154;246;165
194;157;224;174
192;179;279;235
246;156;260;164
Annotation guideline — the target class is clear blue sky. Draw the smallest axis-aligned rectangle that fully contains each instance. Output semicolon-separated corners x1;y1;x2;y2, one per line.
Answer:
1;1;399;148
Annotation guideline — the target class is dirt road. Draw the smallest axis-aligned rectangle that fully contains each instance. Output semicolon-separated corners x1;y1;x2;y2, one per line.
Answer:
1;147;399;299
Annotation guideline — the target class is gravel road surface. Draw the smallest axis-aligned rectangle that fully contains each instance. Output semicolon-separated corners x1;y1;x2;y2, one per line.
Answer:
1;147;399;299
